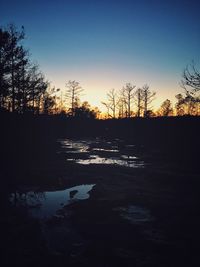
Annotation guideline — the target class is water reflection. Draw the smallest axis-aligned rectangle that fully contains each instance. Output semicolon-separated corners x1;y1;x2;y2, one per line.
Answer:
60;139;90;153
92;148;119;153
10;191;44;208
10;184;95;219
75;155;144;168
60;139;144;168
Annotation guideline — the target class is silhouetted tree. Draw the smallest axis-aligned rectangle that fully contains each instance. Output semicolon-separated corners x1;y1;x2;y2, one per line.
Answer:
179;62;200;116
93;106;101;119
117;96;125;118
0;24;49;114
159;99;173;116
56;89;65;113
117;87;128;118
107;88;117;118
141;84;156;117
175;93;199;116
26;64;48;114
65;80;83;116
7;24;25;112
181;62;200;93
134;88;143;117
74;101;99;119
101;101;111;118
0;24;26;111
122;83;136;118
175;94;185;116
0;28;10;109
145;110;155;118
15;48;29;113
42;86;60;114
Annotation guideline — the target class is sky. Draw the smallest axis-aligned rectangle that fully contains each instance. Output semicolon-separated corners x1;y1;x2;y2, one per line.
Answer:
1;0;200;112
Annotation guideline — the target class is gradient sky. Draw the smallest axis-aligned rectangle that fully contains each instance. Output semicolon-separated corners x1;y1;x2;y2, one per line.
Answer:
1;0;200;111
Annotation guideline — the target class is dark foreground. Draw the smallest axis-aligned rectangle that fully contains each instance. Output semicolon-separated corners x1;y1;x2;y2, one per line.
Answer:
1;114;200;267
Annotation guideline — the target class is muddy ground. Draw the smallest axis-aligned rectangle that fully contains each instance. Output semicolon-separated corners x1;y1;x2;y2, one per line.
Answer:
1;137;200;267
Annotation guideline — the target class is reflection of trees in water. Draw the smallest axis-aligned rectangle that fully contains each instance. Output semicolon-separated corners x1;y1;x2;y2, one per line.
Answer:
12;191;45;208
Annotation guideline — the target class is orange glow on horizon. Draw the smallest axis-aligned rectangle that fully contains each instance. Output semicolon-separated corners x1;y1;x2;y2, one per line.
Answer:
43;65;181;114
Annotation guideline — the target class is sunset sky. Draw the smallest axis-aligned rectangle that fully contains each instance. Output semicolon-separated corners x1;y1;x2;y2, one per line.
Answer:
1;0;200;112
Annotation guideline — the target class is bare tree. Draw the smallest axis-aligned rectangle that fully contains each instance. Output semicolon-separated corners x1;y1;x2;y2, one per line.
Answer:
134;88;143;117
141;84;156;117
65;80;83;116
122;83;136;118
181;62;200;93
179;62;200;115
107;88;117;118
117;96;125;118
117;87;128;118
101;101;111;118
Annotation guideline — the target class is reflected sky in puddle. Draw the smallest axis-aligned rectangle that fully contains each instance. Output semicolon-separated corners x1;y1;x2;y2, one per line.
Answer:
92;148;119;152
121;155;137;160
75;155;144;168
60;139;90;153
11;184;95;219
60;139;145;168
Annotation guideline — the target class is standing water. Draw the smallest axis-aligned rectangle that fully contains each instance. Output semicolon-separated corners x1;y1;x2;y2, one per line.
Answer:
10;184;95;219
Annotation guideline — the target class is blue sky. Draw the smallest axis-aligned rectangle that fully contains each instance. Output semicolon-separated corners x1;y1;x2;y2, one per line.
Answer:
1;0;200;111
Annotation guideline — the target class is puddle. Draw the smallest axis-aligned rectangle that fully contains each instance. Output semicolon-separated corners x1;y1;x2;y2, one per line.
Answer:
92;148;119;153
60;139;89;153
75;155;144;168
115;205;153;224
59;139;145;168
121;155;138;160
10;184;95;219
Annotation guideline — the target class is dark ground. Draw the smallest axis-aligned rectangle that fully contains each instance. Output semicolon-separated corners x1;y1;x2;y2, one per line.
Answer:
0;113;200;266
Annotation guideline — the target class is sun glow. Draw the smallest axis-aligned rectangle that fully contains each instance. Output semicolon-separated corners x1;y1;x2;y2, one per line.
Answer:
47;65;180;114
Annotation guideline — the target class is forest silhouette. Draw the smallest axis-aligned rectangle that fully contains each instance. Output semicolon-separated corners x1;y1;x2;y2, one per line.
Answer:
0;24;200;118
1;24;200;267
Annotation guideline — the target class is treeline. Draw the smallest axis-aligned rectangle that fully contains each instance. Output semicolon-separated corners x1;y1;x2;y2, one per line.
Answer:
1;24;200;118
101;74;200;118
0;24;100;117
102;84;156;118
